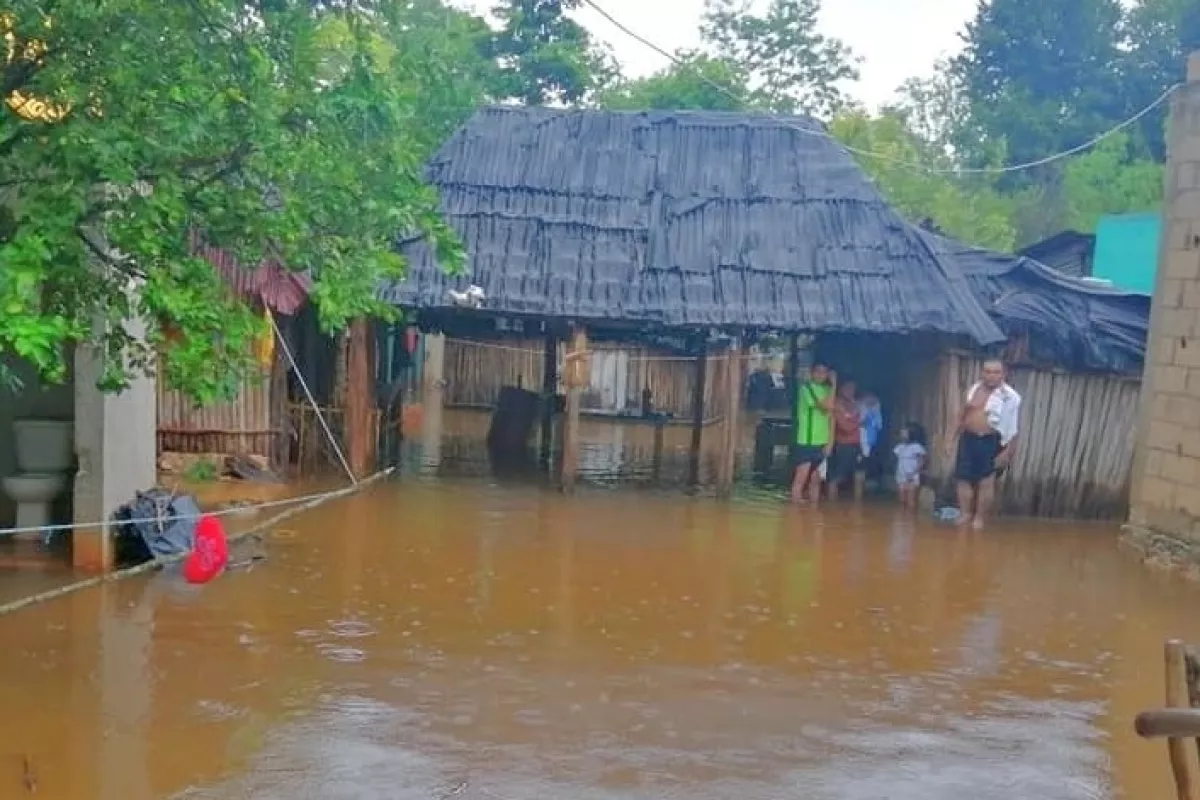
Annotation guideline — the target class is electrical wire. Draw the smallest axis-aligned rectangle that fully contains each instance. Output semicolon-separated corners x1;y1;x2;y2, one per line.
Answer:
579;0;1181;176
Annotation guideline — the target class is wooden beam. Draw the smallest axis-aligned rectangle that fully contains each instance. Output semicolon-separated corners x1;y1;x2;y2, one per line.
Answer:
1138;710;1200;739
688;341;709;487
560;325;588;491
716;340;742;496
345;318;375;477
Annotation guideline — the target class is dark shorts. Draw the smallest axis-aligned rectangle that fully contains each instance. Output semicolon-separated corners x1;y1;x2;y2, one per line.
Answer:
955;432;1001;485
793;444;826;468
827;442;861;484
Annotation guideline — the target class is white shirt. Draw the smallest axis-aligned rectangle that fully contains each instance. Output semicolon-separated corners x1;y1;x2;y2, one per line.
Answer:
966;381;1021;447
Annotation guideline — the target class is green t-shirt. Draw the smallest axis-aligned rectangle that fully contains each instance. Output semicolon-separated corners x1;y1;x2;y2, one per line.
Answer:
796;381;832;446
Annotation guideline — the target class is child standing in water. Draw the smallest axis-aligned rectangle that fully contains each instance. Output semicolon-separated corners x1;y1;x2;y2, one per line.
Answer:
893;422;927;509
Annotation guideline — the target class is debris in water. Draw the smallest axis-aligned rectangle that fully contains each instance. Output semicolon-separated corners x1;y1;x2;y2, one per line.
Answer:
438;780;468;797
22;753;36;793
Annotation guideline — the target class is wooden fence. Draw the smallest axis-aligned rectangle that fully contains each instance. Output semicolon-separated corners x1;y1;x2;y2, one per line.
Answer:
156;366;278;458
895;351;1141;519
440;336;733;422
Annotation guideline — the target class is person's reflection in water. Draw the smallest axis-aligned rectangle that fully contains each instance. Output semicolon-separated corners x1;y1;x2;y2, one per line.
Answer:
888;513;915;574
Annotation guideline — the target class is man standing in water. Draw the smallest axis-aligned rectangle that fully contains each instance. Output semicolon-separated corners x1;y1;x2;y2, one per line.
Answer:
791;361;835;504
953;359;1021;529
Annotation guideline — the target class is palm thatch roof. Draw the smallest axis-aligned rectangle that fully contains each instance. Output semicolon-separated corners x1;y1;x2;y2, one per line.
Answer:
381;106;1005;346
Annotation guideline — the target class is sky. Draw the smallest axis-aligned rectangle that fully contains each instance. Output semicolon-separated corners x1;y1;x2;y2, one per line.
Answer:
462;0;978;109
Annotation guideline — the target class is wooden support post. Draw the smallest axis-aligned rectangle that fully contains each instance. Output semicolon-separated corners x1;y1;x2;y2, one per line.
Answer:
560;326;588;491
688;341;708;487
716;339;742;496
540;331;558;470
268;312;290;474
1165;640;1200;800
344;318;375;478
652;422;665;483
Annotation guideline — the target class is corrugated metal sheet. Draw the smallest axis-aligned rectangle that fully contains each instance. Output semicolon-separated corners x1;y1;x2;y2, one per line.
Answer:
189;229;312;315
381;107;1004;345
157;365;274;456
923;231;1149;374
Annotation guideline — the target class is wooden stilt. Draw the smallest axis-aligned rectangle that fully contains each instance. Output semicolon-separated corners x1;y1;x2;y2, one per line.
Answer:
688;340;708;487
560;326;588;492
716;339;742;496
540;330;558;471
344;318;375;477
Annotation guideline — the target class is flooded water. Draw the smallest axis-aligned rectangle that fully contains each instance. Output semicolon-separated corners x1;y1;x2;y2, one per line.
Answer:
0;477;1192;799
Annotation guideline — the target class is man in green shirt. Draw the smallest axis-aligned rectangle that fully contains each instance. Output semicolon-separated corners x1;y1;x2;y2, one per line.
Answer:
790;361;835;504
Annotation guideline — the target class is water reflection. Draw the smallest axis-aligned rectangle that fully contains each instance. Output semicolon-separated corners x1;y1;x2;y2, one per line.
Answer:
0;480;1190;798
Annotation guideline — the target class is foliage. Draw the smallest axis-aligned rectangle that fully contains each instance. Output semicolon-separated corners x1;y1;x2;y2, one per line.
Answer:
183;458;220;483
1061;133;1164;232
486;0;615;105
600;53;753;111
1121;0;1200;159
828;111;1018;252
700;0;859;118
0;0;474;403
948;0;1127;171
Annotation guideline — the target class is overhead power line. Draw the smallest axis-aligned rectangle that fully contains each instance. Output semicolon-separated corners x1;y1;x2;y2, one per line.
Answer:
579;0;1180;176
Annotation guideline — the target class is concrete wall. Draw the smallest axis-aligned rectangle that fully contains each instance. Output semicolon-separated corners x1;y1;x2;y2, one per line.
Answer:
0;353;75;526
72;323;157;570
1129;53;1200;548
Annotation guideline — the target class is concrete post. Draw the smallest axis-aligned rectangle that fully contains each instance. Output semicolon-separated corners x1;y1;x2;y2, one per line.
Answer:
1128;53;1200;556
72;316;157;572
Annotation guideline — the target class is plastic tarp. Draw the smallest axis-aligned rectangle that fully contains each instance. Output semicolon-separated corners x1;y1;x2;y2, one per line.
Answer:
111;489;200;568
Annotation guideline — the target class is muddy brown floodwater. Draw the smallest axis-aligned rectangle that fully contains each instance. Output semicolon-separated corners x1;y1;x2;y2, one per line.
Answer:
0;478;1193;799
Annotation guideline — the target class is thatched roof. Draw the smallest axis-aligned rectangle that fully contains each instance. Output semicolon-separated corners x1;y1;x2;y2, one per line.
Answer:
922;231;1149;374
381;106;1005;345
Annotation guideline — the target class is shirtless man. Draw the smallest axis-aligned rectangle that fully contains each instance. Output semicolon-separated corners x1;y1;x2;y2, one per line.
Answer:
953;359;1021;530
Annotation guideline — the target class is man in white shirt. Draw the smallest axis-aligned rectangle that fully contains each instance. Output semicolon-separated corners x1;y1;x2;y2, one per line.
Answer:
953;359;1021;530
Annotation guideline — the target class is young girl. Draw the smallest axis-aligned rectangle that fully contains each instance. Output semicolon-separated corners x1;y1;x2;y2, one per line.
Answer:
893;422;927;509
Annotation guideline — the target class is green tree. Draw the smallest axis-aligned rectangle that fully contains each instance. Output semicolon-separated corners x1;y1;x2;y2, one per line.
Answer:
1061;132;1164;231
1;0;473;402
600;53;753;111
700;0;859;118
486;0;615;105
949;0;1127;169
829;111;1018;251
1122;0;1200;159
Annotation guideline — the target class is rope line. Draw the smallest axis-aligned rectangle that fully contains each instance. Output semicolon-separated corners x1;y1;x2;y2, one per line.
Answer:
580;0;1181;176
0;483;365;540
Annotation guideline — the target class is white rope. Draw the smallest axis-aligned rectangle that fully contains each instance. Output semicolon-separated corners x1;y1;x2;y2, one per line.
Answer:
580;0;1181;176
0;481;370;539
269;309;357;484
